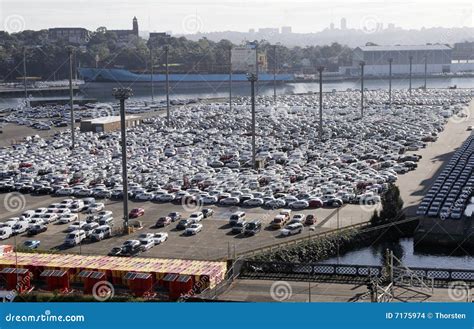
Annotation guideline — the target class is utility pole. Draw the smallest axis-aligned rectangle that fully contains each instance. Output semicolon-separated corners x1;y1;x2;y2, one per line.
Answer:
423;55;427;90
165;45;170;125
317;66;324;142
360;61;365;119
150;46;154;102
248;73;258;170
254;40;259;95
22;47;27;102
273;45;277;103
229;46;233;110
388;58;393;107
409;55;413;95
68;47;76;149
113;87;133;232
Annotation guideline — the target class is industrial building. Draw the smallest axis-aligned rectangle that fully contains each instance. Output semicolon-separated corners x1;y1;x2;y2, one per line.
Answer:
341;44;453;76
80;115;141;133
48;27;89;45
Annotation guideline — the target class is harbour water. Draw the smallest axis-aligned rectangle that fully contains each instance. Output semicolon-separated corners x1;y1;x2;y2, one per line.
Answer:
319;237;474;270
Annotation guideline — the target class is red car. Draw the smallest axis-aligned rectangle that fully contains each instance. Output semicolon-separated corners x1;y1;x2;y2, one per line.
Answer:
129;208;145;218
155;216;171;227
304;214;317;226
308;198;323;208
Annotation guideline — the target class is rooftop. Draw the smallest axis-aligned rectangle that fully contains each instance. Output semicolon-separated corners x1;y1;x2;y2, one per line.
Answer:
84;115;140;125
358;44;452;52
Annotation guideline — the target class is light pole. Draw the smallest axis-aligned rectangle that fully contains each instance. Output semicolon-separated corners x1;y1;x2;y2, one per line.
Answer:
67;47;76;149
229;46;233;110
317;66;324;142
273;45;277;103
164;45;170;125
388;58;393;107
22;47;27;102
423;55;427;90
253;40;259;95
360;61;365;119
150;46;154;102
409;55;413;95
113;87;133;232
247;73;258;170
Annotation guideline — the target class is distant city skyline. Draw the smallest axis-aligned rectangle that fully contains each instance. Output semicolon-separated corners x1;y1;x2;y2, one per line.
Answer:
0;0;472;34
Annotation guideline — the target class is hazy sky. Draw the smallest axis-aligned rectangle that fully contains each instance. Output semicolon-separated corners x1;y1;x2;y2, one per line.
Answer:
1;0;472;34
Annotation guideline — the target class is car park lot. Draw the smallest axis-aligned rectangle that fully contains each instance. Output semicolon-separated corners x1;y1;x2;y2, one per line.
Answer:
0;195;372;260
0;89;473;259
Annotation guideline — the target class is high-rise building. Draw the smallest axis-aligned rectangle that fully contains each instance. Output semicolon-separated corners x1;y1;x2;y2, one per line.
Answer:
340;18;347;30
281;26;292;34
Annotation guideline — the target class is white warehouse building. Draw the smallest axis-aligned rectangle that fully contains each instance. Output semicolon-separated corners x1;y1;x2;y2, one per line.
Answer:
341;44;453;76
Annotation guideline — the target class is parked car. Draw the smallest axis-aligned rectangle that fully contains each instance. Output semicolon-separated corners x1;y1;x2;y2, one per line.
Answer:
176;219;193;230
27;224;47;236
23;240;40;249
168;212;181;221
64;230;86;246
152;232;168;245
184;223;203;235
155;216;171;227
129;208;145;218
202;208;214;218
244;220;262;235
280;223;304;236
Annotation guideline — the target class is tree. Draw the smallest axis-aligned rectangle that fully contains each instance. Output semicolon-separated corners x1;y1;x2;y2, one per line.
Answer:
378;184;405;223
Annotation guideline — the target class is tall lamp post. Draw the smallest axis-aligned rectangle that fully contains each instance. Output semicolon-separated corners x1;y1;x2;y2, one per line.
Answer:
247;73;258;170
408;55;413;95
317;66;324;142
229;45;233;110
67;47;76;149
149;46;154;102
423;55;428;90
273;44;277;103
113;87;133;232
22;47;27;102
360;61;365;119
388;58;393;107
164;45;170;125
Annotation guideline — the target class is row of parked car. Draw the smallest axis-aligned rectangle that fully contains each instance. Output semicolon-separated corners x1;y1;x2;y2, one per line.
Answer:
417;135;474;219
0;89;471;214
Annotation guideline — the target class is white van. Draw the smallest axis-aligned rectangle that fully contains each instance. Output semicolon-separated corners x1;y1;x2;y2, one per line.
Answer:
0;227;12;240
83;222;100;237
12;221;29;235
20;210;35;222
70;200;85;213
90;225;112;241
98;217;113;226
64;230;86;246
229;211;246;225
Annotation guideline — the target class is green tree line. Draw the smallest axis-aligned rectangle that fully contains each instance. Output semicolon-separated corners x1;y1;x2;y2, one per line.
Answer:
0;28;352;81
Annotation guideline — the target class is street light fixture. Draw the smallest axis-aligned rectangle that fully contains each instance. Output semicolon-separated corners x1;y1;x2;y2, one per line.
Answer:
317;66;324;142
164;45;170;125
112;87;133;232
388;58;393;107
67;46;76;149
247;73;258;170
409;55;413;95
359;61;365;119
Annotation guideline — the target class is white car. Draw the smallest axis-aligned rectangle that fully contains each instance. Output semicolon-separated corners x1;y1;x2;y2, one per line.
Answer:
20;210;35;221
290;214;306;224
152;232;169;245
219;197;240;206
139;238;155;251
66;221;87;232
155;193;175;202
135;192;154;201
289;200;309;209
189;212;204;222
59;213;78;224
201;196;218;204
185;223;203;235
280;223;303;236
41;213;59;223
88;203;105;213
34;207;48;215
243;198;264;207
